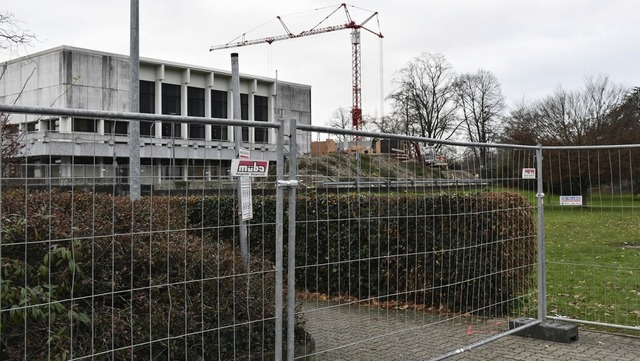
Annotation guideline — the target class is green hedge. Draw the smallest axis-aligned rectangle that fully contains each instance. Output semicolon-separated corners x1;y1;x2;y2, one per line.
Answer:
191;191;536;315
1;189;535;359
294;192;536;315
1;190;282;360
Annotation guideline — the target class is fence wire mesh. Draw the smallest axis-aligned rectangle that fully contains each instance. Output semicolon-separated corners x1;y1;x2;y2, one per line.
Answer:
542;146;640;332
291;130;540;360
4;105;640;360
0;110;284;360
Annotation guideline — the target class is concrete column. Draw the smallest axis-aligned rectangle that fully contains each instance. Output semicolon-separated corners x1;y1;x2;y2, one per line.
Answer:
60;116;72;133
98;158;105;178
270;81;277;145
205;72;214;141
155;159;162;185
250;79;258;144
155;76;163;138
205;160;212;181
181;69;190;140
181;159;188;181
227;80;234;142
60;157;72;178
248;91;255;144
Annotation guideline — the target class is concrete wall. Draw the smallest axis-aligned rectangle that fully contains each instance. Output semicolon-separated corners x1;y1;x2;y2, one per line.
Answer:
0;50;67;110
62;49;130;112
277;83;312;154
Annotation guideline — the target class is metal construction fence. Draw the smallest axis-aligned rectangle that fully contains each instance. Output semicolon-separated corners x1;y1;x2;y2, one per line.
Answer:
539;145;640;333
0;104;639;360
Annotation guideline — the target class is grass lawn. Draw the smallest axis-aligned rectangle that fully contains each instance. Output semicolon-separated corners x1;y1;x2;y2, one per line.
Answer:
543;197;640;329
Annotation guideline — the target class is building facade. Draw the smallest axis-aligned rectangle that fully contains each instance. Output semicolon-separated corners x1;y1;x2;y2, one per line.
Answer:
0;46;311;187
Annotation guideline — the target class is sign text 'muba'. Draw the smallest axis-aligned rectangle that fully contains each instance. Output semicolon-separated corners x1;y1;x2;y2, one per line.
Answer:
230;159;270;177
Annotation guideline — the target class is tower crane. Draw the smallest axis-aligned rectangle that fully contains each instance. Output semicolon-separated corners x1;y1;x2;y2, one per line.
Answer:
210;3;383;132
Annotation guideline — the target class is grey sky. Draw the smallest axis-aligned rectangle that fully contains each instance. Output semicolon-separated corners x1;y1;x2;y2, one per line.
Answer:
2;0;639;126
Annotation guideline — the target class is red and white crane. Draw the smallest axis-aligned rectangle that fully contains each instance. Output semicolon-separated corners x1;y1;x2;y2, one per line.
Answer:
210;3;383;132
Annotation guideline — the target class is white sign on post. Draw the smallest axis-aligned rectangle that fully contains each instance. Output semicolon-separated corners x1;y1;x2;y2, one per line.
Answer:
560;195;583;206
239;148;250;159
234;154;267;221
240;176;253;220
522;168;536;179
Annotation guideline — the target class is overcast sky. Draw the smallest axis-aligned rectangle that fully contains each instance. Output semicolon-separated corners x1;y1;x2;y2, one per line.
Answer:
2;0;639;126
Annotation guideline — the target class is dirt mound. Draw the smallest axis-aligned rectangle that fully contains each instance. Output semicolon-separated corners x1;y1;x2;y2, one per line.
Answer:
295;153;472;188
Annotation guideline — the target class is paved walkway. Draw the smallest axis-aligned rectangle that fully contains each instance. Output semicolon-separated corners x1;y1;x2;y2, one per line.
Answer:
300;300;640;360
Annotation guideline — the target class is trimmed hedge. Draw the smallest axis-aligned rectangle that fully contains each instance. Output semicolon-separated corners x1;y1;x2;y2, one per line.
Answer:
293;192;536;315
1;189;535;359
1;190;282;360
192;191;536;315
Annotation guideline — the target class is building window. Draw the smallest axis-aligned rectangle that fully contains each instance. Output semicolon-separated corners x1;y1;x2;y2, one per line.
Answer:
6;123;19;134
162;83;181;138
104;120;128;135
140;121;153;137
43;118;59;132
140;80;155;136
25;121;37;132
254;95;269;143
188;87;204;116
211;90;228;141
189;124;205;140
241;93;249;142
162;122;181;139
73;118;96;133
188;87;205;139
162;83;181;115
140;80;155;114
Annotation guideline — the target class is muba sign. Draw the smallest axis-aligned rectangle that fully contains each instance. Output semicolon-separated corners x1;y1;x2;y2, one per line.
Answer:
230;159;270;177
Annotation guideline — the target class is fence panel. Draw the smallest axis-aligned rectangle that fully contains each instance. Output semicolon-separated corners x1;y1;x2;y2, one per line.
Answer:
0;108;285;360
8;105;639;360
289;126;540;360
542;146;640;332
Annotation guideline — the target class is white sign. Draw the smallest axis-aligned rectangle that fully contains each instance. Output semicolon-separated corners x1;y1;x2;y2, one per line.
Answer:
230;159;270;177
240;176;253;220
522;168;536;179
560;195;583;206
239;148;250;159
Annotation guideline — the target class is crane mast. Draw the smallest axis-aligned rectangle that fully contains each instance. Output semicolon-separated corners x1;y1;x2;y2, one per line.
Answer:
210;3;383;132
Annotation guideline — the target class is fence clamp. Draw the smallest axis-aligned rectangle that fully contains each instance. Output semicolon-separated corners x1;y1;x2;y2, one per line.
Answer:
276;179;299;188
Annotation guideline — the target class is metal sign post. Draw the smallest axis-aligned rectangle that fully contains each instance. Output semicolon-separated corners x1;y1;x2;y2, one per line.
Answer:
231;53;249;271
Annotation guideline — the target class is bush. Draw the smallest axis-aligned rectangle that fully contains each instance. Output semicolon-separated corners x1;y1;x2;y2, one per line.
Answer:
1;189;534;359
1;190;283;360
192;191;536;316
295;192;536;315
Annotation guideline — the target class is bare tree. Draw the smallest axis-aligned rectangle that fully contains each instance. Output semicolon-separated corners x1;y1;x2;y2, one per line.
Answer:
0;113;24;176
369;114;406;134
501;75;630;198
455;69;505;168
1;11;37;176
1;11;37;55
387;53;460;140
327;107;352;145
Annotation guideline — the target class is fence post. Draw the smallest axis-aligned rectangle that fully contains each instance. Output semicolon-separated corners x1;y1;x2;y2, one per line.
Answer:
536;145;547;322
231;53;250;270
274;122;285;360
286;119;298;361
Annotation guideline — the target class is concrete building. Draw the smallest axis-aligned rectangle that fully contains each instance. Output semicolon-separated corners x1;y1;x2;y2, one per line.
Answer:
0;46;311;187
